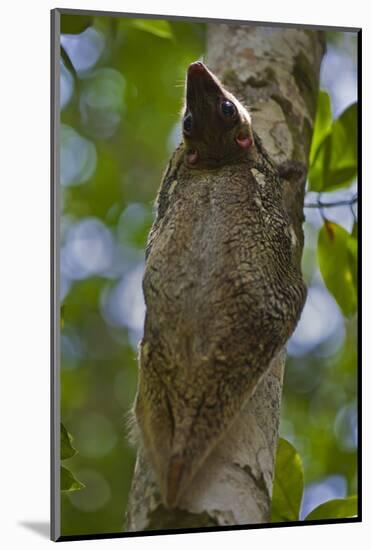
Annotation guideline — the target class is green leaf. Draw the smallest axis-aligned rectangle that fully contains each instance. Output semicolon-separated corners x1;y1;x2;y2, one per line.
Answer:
271;438;304;522
128;19;174;39
61;465;85;492
305;496;358;521
318;221;357;317
61;14;93;35
308;133;331;191
309;102;357;192
60;305;65;330
61;423;77;460
330;103;357;176
326;166;358;190
309;91;332;165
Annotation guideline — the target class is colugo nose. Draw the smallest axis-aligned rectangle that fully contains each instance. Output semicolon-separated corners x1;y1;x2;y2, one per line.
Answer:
188;61;207;76
186;61;222;103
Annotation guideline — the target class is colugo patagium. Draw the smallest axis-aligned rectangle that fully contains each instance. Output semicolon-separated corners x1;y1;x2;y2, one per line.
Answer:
133;61;307;508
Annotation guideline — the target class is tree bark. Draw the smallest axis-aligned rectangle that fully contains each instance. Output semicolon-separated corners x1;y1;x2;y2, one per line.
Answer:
125;23;324;532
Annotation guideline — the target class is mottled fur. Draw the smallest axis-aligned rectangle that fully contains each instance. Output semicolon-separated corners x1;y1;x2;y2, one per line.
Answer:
133;62;307;508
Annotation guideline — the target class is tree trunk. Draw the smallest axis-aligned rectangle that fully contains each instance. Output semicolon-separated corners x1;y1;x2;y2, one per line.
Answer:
125;23;324;532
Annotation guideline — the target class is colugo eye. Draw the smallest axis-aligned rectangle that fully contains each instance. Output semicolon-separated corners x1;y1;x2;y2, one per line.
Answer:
183;113;193;134
221;100;236;117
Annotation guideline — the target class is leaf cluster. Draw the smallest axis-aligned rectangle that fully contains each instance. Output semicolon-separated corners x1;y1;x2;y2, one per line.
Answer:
272;438;357;522
61;423;85;492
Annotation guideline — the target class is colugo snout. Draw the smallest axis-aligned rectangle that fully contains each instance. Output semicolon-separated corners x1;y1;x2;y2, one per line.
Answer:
133;61;306;508
182;61;254;167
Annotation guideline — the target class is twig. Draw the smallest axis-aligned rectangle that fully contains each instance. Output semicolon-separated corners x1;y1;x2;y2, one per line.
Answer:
304;195;358;209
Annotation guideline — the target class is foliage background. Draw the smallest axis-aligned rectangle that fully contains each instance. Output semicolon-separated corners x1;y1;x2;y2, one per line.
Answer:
58;14;358;536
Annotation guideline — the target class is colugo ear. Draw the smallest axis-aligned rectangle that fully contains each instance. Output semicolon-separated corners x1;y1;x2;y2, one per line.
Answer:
233;115;254;149
186;149;199;165
236;133;253;149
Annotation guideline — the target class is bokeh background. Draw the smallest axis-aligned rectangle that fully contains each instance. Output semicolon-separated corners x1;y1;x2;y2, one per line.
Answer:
58;14;358;536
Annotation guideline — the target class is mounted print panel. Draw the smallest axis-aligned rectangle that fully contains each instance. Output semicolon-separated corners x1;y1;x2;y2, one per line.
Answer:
51;8;361;542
